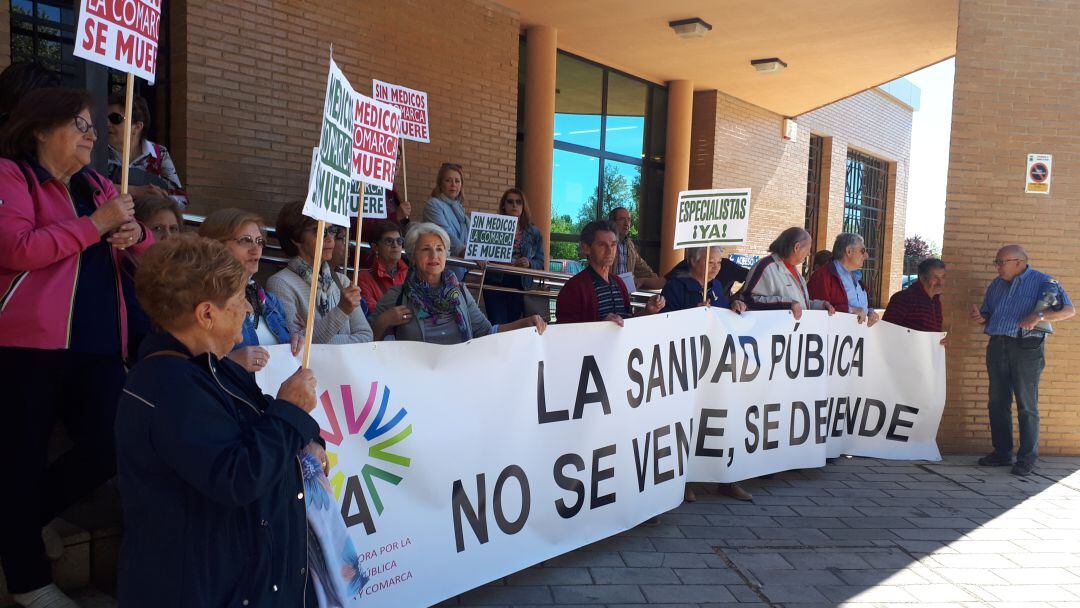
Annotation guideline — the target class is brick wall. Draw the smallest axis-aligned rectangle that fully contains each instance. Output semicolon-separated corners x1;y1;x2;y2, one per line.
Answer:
940;0;1080;455
0;1;9;67
173;0;519;223
690;88;913;305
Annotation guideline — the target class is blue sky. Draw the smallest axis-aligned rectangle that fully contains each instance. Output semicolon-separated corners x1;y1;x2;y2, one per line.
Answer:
904;59;955;248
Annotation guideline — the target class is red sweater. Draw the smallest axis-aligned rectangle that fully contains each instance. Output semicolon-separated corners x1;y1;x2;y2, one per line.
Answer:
807;262;868;313
555;268;630;324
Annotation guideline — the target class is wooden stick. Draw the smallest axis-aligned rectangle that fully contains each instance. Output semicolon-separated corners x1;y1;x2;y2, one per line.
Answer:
400;139;408;205
119;73;135;195
702;246;710;305
351;193;365;285
301;220;327;369
341;223;350;277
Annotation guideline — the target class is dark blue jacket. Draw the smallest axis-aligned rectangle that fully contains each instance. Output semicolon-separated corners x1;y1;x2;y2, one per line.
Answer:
116;331;320;608
660;272;732;312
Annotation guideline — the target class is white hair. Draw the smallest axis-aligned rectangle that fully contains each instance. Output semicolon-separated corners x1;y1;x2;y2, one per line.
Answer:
404;222;451;259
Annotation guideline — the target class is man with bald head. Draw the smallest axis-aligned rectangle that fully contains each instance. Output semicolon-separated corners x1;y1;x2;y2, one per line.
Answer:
969;245;1075;476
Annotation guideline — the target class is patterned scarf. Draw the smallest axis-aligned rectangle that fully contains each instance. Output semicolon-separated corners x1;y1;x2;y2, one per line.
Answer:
287;257;333;315
404;269;471;340
244;279;265;329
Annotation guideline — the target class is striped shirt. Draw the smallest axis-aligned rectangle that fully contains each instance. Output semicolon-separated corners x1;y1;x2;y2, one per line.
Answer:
980;266;1072;337
882;281;942;332
590;267;630;319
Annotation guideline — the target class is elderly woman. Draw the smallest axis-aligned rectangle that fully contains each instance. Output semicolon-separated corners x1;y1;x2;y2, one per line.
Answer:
200;208;301;372
660;246;750;503
135;196;183;242
106;93;187;207
373;222;546;343
0;88;151;608
808;232;880;326
116;235;321;607
485;188;546;324
423;162;469;279
737;227;836;320
662;246;749;314
267;201;373;344
355;221;409;305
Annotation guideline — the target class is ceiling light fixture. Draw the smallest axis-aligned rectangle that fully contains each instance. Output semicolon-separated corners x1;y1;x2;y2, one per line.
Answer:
750;58;788;74
668;17;712;38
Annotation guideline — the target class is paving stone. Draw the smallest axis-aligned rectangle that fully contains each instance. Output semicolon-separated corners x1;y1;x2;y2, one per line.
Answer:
641;584;737;603
758;584;830;602
750;527;833;542
589;566;680;585
836;568;929;586
991;568;1080;585
746;567;844;586
903;584;979;602
906;516;980;528
932;567;1010;585
821;527;898;540
550;584;644;604
678;525;759;539
506;567;593;586
791;505;864;517
544;550;625;568
815;584;918;603
723;551;794;571
456;584;554;605
648;538;717;553
672;567;743;585
781;551;873;570
975;584;1080;602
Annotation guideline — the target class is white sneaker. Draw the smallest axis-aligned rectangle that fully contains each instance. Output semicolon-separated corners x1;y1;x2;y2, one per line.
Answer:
41;524;65;560
12;583;79;608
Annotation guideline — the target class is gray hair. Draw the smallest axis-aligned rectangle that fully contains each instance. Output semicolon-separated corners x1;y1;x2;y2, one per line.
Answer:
685;245;721;265
917;258;946;281
832;233;864;261
403;222;451;259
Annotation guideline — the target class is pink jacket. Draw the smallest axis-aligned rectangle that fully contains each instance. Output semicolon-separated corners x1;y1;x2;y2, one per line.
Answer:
0;158;154;356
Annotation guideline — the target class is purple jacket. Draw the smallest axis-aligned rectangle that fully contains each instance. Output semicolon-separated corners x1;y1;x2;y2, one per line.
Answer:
0;158;153;357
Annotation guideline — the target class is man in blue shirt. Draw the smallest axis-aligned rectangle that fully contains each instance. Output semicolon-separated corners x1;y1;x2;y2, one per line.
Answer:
970;245;1075;476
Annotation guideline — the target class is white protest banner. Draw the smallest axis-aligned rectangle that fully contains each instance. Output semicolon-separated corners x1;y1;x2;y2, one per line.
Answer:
373;79;430;143
352;93;401;190
74;0;161;83
673;188;751;249
258;309;944;607
304;55;355;227
464;212;517;263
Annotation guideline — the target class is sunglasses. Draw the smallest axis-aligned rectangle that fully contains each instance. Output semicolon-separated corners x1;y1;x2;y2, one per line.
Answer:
306;225;346;240
73;116;96;134
380;236;405;247
107;112;125;125
232;235;266;248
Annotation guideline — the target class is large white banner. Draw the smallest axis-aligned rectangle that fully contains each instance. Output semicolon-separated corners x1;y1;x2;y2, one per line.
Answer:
258;309;945;607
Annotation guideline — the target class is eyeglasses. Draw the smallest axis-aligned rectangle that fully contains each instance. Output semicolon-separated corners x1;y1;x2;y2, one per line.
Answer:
73;116;96;134
232;235;266;248
992;258;1023;266
380;236;405;247
107;112;125;125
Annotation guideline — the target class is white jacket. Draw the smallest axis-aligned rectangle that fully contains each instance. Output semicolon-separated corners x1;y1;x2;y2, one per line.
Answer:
738;253;829;311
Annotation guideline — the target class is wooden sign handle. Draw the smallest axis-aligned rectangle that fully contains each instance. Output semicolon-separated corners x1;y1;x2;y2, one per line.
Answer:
301;220;327;369
119;73;135;195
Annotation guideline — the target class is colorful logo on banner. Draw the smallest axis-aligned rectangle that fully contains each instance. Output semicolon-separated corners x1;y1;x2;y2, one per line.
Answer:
318;382;412;534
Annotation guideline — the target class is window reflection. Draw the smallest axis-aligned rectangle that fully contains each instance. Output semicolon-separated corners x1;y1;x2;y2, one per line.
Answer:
604;72;646;159
554;54;602;149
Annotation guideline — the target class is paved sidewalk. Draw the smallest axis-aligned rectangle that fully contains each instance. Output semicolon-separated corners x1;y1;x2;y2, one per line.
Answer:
442;454;1080;607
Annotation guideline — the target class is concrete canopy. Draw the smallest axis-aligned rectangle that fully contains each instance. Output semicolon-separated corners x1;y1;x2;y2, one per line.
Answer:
497;0;958;116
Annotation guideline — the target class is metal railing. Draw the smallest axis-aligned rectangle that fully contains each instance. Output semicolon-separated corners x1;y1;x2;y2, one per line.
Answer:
182;213;657;315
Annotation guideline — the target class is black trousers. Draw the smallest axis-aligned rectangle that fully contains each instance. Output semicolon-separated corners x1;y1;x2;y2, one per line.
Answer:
0;347;125;593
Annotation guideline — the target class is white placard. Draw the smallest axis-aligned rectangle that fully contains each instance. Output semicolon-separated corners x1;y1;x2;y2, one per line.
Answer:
464;212;517;263
74;0;161;83
673;188;751;249
372;79;430;143
303;55;355;227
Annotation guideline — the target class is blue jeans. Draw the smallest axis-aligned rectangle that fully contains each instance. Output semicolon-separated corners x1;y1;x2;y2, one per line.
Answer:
986;335;1045;464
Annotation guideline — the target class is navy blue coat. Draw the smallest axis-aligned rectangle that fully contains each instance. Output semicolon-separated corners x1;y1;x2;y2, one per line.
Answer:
116;331;320;608
661;273;733;312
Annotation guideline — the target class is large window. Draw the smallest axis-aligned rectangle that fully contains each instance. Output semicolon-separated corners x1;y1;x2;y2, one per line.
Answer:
803;134;825;275
9;0;171;147
843;150;890;306
545;51;667;264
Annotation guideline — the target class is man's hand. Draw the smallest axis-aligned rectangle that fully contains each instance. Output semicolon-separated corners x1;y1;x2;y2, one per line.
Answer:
603;313;625;327
824;302;836;316
790;301;803;320
1019;313;1040;331
867;309;880;327
731;300;747;314
969;304;987;325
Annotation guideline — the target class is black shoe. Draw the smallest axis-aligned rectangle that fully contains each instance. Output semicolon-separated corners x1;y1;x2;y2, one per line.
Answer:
978;452;1014;466
1011;461;1034;476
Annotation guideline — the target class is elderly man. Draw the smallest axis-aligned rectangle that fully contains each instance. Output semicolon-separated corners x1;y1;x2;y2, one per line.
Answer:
970;245;1074;476
883;258;945;333
557;219;664;325
808;232;879;325
607;207;665;290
